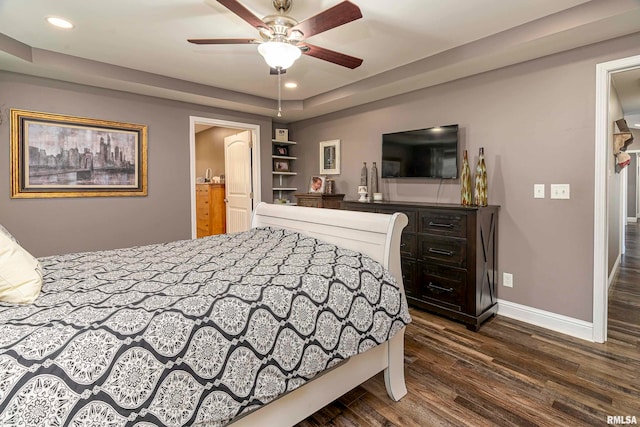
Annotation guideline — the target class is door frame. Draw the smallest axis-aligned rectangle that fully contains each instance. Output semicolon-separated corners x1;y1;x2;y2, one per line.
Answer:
189;116;261;239
593;54;640;343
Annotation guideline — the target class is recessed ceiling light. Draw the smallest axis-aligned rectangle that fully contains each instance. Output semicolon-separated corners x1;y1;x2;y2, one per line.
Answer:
46;17;74;29
284;82;298;89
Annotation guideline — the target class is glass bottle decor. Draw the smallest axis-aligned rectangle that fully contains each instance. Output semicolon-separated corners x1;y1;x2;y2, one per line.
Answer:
370;162;379;195
474;147;488;206
460;150;472;206
360;162;368;186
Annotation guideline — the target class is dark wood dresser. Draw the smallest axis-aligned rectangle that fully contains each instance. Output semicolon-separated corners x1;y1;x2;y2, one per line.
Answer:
341;200;499;331
295;193;345;209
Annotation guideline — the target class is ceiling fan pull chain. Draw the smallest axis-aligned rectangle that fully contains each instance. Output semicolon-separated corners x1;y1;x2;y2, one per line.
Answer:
277;68;282;117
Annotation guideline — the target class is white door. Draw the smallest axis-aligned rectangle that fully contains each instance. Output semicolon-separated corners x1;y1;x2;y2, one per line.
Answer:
224;130;253;233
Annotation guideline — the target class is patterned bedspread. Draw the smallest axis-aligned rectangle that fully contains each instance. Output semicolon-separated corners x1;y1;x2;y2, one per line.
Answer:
0;227;411;426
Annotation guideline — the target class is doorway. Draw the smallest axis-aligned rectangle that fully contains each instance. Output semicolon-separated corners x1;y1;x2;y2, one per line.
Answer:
594;54;640;343
189;116;262;239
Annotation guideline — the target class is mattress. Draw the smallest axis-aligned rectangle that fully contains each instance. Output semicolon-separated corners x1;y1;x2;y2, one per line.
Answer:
0;227;411;426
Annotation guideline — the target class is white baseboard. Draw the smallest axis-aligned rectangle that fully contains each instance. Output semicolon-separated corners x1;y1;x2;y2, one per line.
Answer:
497;299;594;342
608;253;621;290
627;217;638;223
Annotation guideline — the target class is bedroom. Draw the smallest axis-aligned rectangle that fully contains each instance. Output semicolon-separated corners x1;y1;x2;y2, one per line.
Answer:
1;0;640;425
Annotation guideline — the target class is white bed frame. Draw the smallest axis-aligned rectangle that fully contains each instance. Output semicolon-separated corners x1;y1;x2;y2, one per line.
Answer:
231;202;409;426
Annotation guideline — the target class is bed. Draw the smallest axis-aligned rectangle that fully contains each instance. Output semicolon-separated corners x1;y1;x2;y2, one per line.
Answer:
0;202;410;426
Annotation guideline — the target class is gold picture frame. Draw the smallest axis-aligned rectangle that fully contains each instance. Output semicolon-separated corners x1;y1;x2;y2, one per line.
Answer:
10;109;148;198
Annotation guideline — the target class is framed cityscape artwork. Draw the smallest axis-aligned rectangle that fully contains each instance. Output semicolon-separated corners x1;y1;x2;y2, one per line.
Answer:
10;109;148;198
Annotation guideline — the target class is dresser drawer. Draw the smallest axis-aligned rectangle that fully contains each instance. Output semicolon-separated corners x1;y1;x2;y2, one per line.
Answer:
400;233;417;257
418;235;466;268
377;208;417;233
419;211;467;237
400;259;417;298
297;198;319;208
417;263;466;310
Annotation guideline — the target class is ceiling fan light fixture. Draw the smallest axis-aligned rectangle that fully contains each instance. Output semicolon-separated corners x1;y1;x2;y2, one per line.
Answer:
258;41;301;70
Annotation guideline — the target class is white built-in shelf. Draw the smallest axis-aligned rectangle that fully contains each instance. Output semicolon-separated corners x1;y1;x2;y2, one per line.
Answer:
272;155;297;160
272;139;297;145
273;187;297;191
272;172;297;176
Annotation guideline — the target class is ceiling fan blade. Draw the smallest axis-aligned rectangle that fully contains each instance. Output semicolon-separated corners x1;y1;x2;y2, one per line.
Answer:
217;0;269;31
188;38;257;45
299;43;363;69
270;67;287;75
290;1;362;38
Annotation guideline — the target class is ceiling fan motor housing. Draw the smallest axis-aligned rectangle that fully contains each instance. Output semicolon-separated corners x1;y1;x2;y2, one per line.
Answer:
261;14;299;41
272;0;292;13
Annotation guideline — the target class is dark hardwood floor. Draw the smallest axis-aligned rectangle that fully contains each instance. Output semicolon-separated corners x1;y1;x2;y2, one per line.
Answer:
297;222;640;426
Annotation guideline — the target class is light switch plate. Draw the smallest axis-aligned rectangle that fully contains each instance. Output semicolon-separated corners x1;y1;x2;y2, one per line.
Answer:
503;272;513;288
550;184;570;199
534;184;545;199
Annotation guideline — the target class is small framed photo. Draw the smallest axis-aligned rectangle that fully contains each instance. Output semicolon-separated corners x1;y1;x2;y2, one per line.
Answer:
273;160;290;172
309;176;325;193
275;128;289;142
320;139;340;175
273;145;289;156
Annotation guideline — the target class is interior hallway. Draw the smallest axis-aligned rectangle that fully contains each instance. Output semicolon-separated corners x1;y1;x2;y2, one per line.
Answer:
608;220;640;344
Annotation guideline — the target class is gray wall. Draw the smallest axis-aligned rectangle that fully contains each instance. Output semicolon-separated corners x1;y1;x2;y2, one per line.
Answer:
195;127;239;179
0;71;273;257
289;32;640;323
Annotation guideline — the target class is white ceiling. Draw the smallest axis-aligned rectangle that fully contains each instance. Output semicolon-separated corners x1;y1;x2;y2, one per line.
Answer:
1;0;640;122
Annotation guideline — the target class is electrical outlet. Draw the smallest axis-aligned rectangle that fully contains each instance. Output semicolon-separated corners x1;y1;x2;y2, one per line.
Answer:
503;272;513;288
534;184;545;199
550;184;570;199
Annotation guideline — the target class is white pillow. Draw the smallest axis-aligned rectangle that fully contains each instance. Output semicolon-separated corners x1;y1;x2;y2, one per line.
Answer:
0;230;42;304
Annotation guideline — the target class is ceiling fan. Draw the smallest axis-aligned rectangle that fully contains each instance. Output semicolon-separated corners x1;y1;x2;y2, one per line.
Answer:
188;0;364;73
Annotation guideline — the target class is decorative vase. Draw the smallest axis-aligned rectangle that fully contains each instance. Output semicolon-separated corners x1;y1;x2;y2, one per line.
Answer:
460;150;472;206
360;162;368;186
370;162;378;194
325;177;335;194
474;147;488;206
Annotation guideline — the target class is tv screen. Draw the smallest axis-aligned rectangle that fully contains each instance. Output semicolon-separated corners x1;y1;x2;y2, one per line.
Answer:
381;124;459;179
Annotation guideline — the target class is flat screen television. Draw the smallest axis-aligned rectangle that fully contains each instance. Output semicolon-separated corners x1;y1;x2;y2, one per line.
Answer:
381;124;459;179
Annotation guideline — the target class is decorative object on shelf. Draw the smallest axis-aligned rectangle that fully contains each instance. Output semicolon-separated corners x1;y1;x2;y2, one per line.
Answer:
273;145;289;156
275;128;289;142
370;161;379;194
273;160;290;172
460;150;472;206
325;176;336;194
373;192;383;201
319;140;341;174
360;162;368;186
358;185;368;202
474;147;488;206
309;176;325;193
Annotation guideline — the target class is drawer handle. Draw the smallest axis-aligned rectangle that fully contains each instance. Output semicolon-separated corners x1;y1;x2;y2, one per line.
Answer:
400;243;407;248
427;282;454;293
428;248;454;256
428;221;454;229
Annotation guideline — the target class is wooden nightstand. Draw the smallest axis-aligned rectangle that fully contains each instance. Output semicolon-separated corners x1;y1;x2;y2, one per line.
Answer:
295;193;345;209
